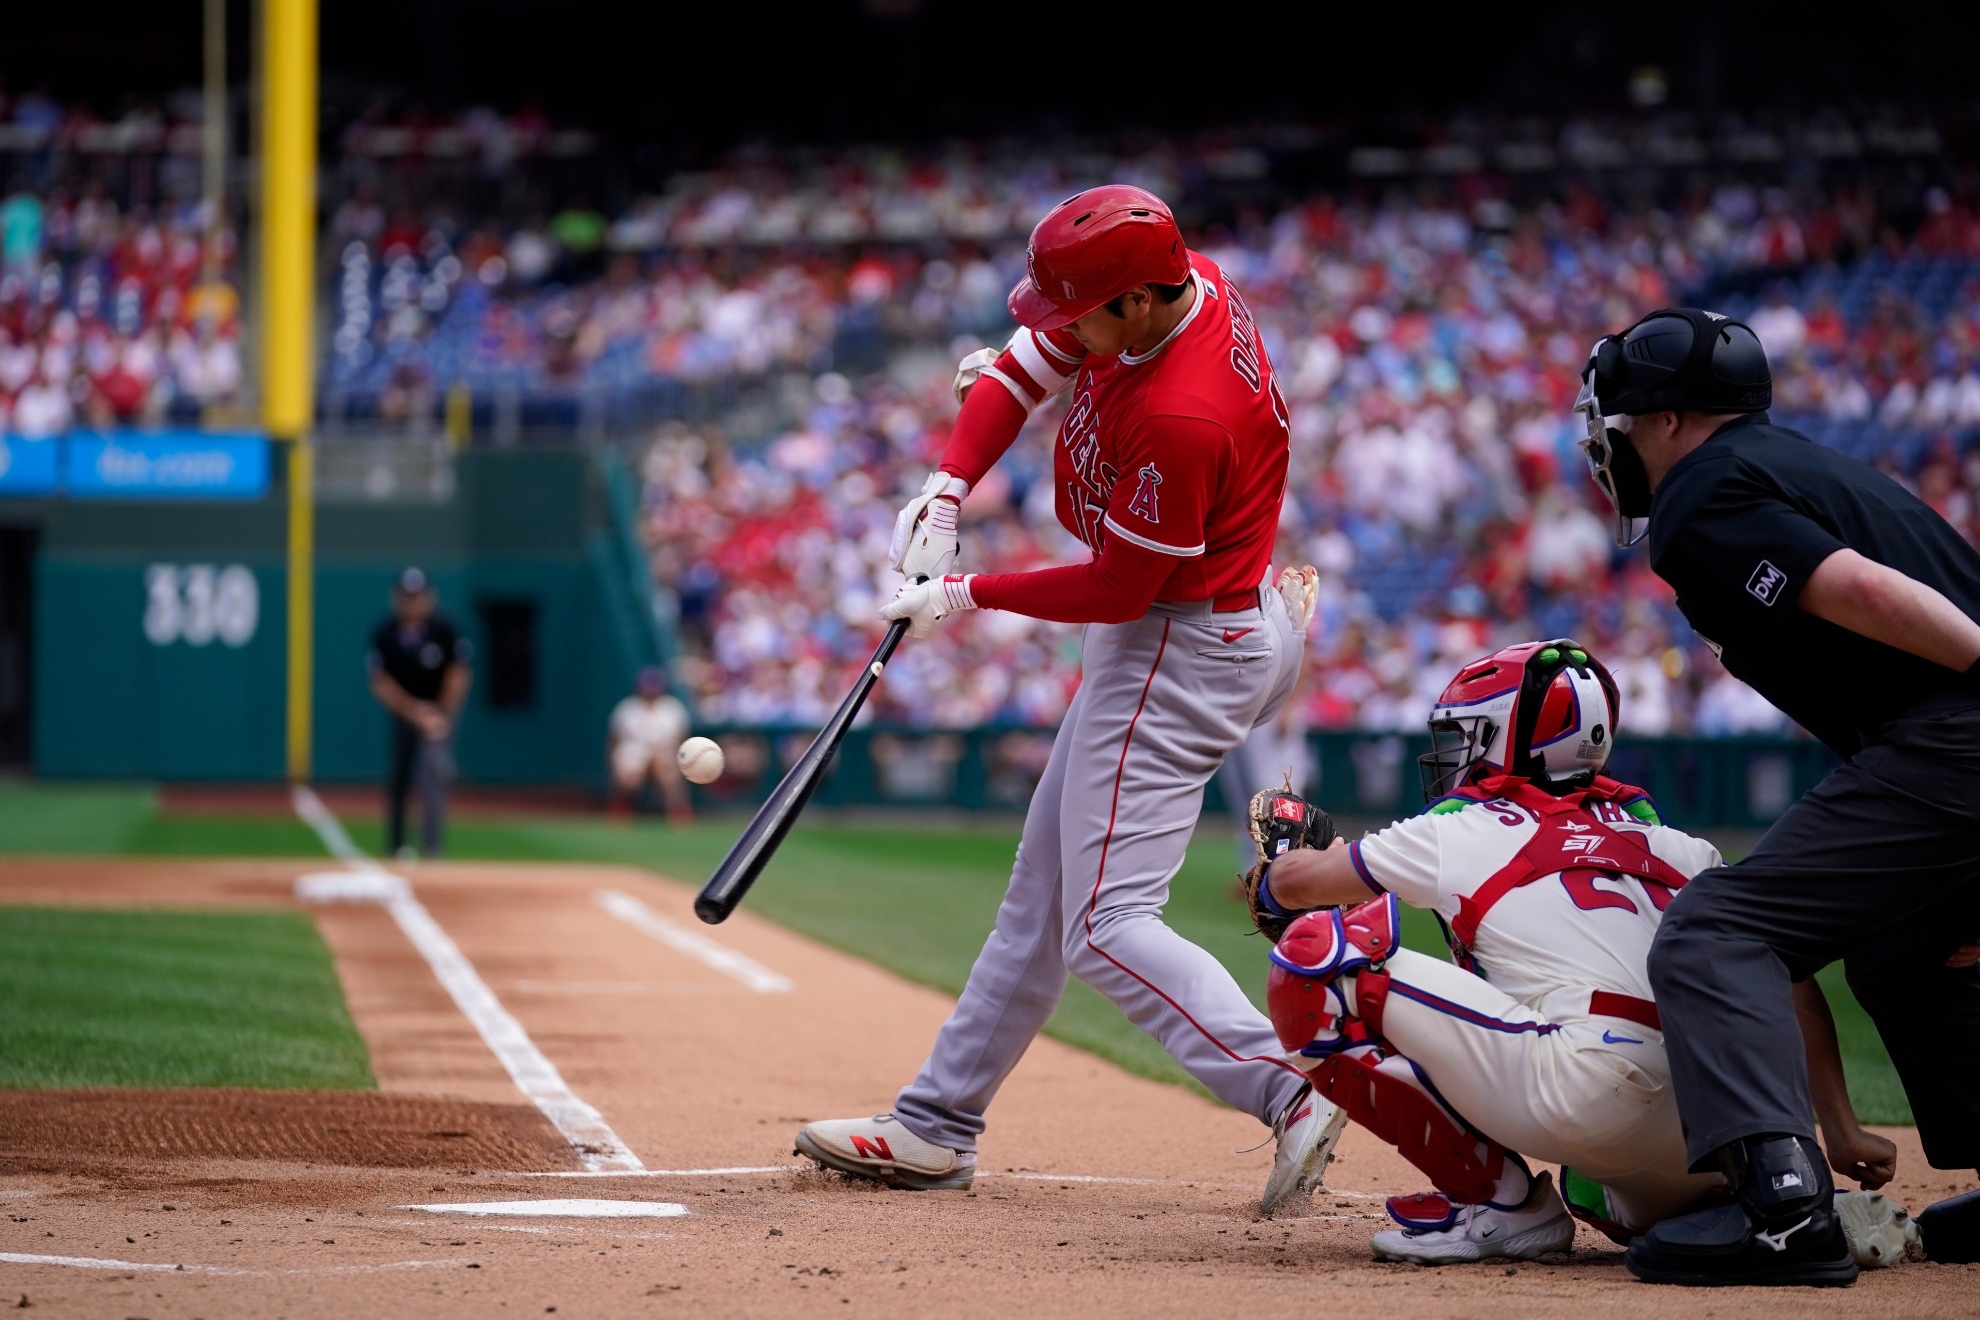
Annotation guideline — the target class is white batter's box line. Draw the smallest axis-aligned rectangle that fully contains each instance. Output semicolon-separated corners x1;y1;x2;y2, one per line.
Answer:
593;888;793;993
507;1166;1378;1196
289;799;645;1175
516;1165;804;1178
402;1199;689;1218
0;1251;469;1277
974;1171;1382;1196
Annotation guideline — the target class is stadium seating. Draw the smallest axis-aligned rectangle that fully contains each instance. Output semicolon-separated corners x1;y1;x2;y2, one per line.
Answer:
9;92;1980;735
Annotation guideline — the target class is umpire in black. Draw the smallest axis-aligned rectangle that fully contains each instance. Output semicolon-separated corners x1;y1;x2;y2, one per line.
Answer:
366;568;474;859
1575;308;1980;1286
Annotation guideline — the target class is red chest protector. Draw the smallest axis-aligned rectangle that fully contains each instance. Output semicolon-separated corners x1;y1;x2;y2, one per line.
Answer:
1445;774;1693;951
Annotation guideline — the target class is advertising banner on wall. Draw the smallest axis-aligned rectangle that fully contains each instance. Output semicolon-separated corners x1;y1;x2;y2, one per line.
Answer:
0;435;60;494
64;431;270;499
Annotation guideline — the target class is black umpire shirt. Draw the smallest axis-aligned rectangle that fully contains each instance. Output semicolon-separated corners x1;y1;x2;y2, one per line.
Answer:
367;615;472;705
1649;411;1980;757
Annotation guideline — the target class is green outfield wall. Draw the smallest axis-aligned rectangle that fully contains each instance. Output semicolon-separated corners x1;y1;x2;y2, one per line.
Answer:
8;443;1840;829
680;726;1839;833
21;447;665;785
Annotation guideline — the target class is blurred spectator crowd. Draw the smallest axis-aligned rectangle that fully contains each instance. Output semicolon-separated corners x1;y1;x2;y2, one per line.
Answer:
0;184;241;433
0;82;247;432
608;138;1980;737
12;81;1980;738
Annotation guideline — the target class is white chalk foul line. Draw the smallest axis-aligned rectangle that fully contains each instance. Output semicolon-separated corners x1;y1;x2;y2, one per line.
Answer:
291;786;642;1173
594;888;792;993
403;1199;688;1218
289;782;369;864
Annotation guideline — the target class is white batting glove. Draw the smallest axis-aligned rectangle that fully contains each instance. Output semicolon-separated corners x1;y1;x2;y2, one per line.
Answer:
888;470;969;578
952;346;1000;405
1277;565;1321;634
881;574;977;639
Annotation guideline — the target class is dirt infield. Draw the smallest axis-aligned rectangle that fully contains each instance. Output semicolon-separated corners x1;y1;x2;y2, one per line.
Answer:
0;1090;578;1173
2;856;1975;1317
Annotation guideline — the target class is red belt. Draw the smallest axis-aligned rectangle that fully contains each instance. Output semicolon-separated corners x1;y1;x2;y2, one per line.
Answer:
1588;991;1661;1032
1212;587;1262;613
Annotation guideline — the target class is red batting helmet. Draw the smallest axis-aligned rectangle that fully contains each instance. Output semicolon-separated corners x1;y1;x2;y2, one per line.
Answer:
1007;184;1191;331
1416;639;1621;800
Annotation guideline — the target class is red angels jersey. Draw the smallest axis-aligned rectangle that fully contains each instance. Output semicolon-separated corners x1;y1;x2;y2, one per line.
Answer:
1349;790;1722;1011
998;252;1293;603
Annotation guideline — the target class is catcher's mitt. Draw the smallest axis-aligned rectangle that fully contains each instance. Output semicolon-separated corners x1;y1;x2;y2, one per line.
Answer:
1241;785;1336;941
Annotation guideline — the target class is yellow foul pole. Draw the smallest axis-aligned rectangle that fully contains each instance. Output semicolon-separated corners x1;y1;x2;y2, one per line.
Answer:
262;0;318;782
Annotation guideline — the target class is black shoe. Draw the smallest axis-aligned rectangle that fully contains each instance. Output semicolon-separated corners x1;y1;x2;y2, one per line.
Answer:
1625;1135;1858;1287
1919;1187;1980;1264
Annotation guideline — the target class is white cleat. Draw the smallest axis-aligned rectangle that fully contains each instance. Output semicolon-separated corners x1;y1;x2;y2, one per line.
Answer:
1371;1171;1576;1265
1835;1190;1920;1268
794;1114;975;1190
1260;1084;1349;1218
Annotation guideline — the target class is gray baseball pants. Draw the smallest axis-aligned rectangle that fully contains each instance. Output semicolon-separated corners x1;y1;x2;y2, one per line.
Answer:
893;589;1311;1152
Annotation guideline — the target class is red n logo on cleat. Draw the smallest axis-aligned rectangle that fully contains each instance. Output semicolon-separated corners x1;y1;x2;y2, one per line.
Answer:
1126;464;1162;523
850;1135;894;1161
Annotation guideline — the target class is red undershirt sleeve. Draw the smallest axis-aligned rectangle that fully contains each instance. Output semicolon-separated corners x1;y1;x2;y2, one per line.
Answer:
968;537;1177;624
935;376;1028;489
935;327;1086;488
969;414;1224;623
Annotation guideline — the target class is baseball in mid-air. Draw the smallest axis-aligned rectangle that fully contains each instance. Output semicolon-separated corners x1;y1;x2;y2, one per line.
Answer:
678;736;725;785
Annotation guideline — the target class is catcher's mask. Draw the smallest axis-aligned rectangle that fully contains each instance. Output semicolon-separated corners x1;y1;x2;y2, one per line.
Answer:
1417;639;1621;801
1574;378;1654;549
1575;308;1771;547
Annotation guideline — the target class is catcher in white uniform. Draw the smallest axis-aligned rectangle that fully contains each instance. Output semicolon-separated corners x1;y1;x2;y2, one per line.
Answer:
607;666;693;823
1248;640;1906;1265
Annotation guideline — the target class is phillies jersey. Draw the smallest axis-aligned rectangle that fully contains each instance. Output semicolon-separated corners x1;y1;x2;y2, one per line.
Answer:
1350;794;1722;1012
986;252;1292;604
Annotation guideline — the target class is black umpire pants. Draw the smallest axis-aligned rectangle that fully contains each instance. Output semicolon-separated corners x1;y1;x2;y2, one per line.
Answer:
1649;692;1980;1172
385;718;453;857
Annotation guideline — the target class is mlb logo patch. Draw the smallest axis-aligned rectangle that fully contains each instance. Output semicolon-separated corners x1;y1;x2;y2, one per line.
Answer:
1746;560;1787;606
1273;798;1304;822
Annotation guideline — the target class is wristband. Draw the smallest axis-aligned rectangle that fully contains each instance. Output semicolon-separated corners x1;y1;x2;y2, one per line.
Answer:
1253;862;1295;919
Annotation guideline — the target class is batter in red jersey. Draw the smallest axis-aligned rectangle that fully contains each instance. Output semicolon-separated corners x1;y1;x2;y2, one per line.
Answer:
796;186;1342;1216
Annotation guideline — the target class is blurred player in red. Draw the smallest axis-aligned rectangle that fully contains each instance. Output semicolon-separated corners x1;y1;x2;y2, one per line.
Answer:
797;186;1340;1215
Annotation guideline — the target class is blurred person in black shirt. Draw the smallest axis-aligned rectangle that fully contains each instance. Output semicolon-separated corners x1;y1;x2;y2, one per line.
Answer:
367;568;473;859
1577;309;1980;1285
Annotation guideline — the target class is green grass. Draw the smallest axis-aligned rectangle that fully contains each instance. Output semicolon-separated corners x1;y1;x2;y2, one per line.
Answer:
121;813;338;857
0;780;1912;1122
0;781;158;853
0;905;375;1089
1814;963;1909;1124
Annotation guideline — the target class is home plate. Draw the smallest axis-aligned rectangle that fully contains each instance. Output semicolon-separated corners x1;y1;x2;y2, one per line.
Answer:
402;1199;689;1218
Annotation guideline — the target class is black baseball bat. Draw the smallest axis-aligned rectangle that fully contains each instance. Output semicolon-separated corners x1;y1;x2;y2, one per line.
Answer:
694;617;911;924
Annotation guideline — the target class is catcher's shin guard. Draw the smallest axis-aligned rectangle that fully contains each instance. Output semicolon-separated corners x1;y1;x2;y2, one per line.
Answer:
1268;895;1507;1206
1311;1049;1506;1205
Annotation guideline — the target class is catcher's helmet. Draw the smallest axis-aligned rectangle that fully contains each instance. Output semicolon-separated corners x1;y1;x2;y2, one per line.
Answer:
1007;184;1191;331
1417;640;1621;801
